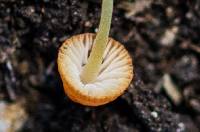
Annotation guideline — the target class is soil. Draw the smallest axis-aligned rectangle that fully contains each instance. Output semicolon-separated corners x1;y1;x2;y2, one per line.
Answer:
0;0;200;132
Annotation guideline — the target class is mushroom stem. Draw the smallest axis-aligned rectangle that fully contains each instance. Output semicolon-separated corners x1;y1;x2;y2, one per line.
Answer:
81;0;113;83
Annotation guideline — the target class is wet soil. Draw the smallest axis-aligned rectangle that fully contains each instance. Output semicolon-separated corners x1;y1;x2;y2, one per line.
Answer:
0;0;200;132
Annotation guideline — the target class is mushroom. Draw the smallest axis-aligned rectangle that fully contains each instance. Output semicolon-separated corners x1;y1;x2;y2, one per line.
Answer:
57;0;133;106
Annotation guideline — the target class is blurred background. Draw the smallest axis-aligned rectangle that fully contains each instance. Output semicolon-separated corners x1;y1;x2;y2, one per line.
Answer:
0;0;200;131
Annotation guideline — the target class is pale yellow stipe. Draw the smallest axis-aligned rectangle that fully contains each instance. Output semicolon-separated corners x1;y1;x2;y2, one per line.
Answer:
80;0;113;83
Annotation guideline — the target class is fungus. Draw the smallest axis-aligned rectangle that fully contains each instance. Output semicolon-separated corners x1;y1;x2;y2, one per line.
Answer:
57;0;133;106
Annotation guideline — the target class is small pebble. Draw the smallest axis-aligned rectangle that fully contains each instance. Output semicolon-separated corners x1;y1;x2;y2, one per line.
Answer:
166;7;174;18
151;111;158;118
94;28;98;33
176;122;185;132
160;26;178;46
73;11;78;15
85;21;92;27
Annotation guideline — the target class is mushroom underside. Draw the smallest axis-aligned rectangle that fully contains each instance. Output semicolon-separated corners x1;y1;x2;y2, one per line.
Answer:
58;33;133;105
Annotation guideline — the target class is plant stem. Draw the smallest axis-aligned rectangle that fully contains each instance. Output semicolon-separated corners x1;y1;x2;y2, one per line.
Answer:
81;0;113;83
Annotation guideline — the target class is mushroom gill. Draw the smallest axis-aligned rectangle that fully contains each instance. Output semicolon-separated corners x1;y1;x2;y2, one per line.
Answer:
57;33;133;106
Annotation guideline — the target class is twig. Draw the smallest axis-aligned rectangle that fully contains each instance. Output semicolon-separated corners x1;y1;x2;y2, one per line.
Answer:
181;41;200;54
118;0;153;18
163;74;182;105
5;61;16;100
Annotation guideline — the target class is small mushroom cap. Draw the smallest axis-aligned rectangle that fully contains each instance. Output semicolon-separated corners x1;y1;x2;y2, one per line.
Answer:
57;33;133;106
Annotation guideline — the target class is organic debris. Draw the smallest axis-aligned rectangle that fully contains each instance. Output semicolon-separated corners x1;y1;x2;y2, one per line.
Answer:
163;74;182;105
118;0;153;18
0;101;27;132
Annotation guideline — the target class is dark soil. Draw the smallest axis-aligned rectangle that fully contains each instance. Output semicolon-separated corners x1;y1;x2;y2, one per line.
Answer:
0;0;200;132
